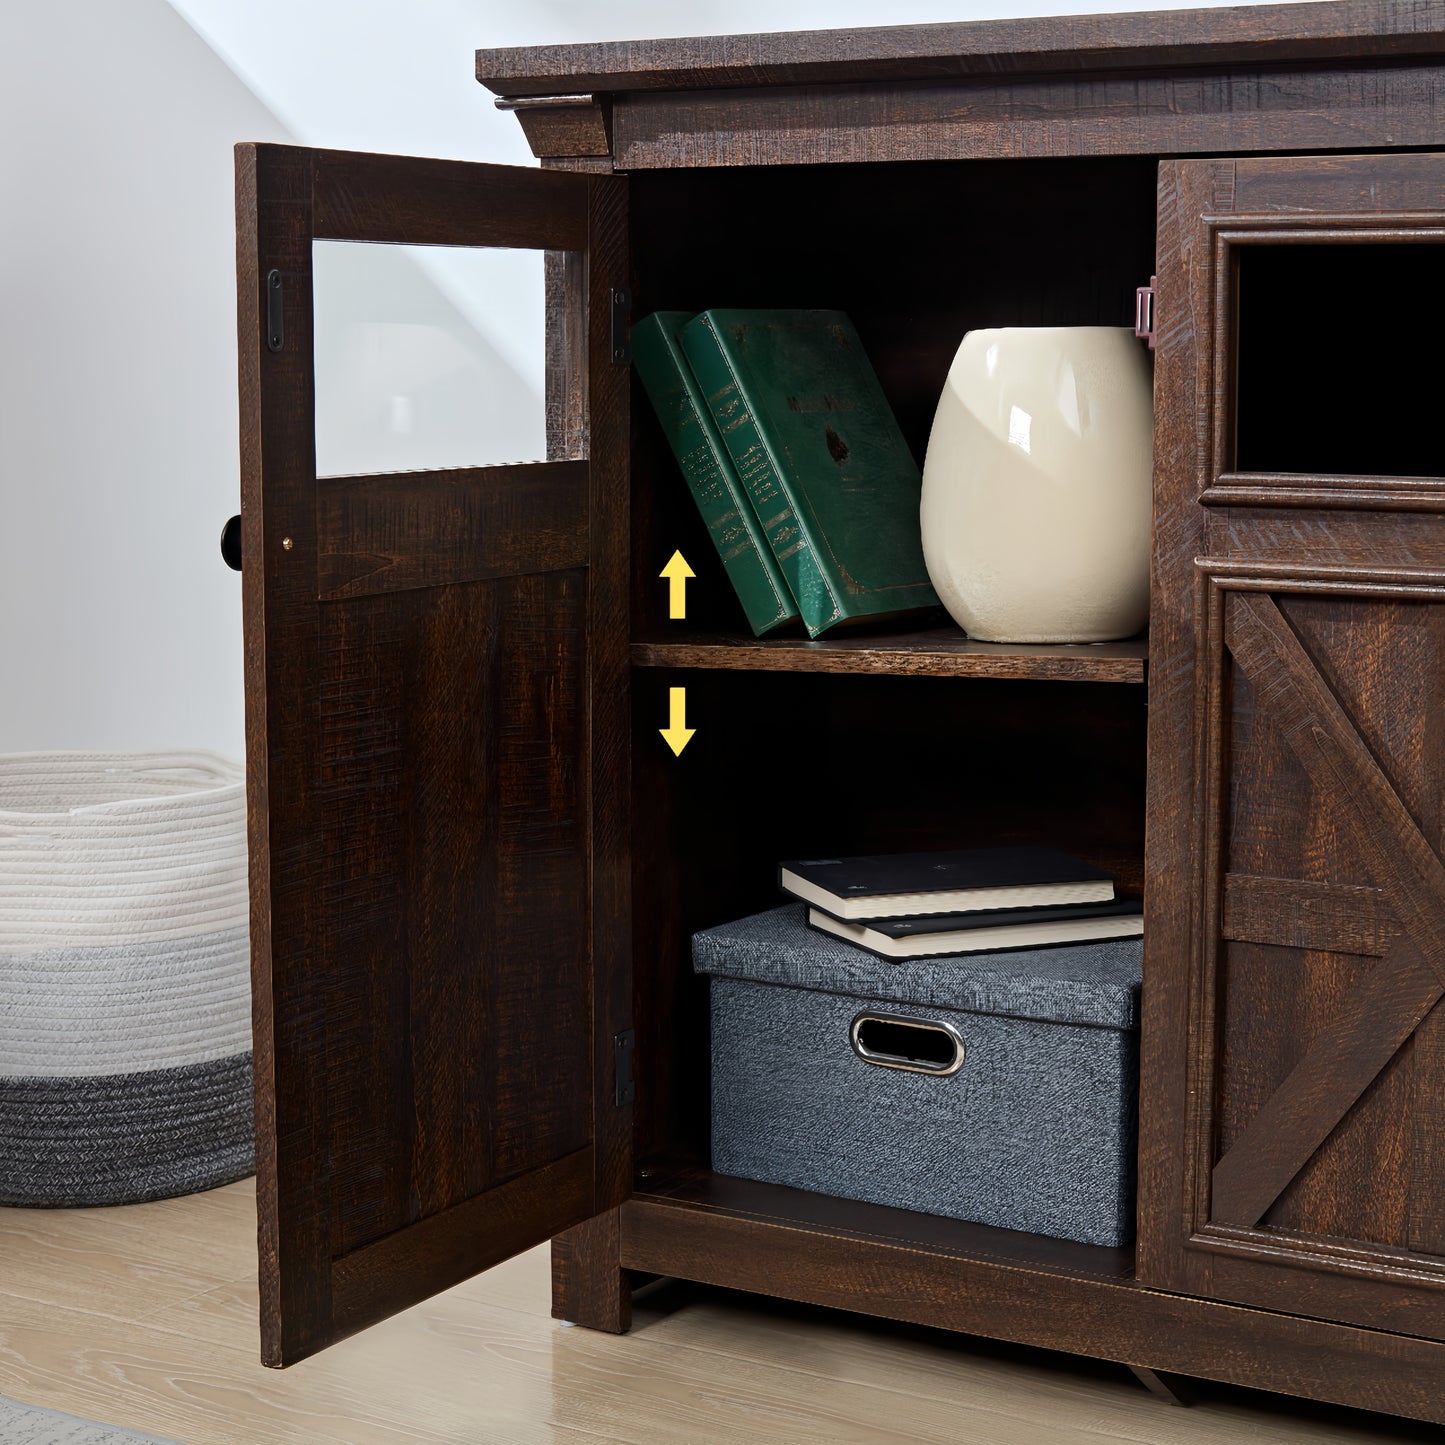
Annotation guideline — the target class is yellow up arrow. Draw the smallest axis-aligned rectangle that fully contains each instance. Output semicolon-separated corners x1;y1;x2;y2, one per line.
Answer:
660;550;695;619
660;686;695;756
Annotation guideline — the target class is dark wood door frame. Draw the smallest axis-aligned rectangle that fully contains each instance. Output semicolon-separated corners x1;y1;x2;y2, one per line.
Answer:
237;143;630;1365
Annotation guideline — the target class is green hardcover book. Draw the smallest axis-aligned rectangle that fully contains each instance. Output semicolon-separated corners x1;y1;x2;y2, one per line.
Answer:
681;308;939;638
633;312;798;636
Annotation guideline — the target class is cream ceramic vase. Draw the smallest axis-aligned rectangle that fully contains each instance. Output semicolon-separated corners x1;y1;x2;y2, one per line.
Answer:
921;326;1153;643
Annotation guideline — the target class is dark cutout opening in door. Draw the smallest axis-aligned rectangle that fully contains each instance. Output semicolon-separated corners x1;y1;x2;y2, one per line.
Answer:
1234;243;1445;479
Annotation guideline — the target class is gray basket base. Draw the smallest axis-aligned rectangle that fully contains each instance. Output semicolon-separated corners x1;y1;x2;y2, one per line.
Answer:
0;1053;254;1207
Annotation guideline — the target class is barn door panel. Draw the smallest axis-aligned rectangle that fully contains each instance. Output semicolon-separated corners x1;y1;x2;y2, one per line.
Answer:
1140;151;1445;1339
1202;576;1445;1246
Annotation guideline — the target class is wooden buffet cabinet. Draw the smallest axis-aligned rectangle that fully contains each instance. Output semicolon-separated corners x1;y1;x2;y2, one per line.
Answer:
234;0;1445;1424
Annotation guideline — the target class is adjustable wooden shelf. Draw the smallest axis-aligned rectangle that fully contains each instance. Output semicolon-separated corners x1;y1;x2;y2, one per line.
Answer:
631;630;1149;682
234;0;1445;1425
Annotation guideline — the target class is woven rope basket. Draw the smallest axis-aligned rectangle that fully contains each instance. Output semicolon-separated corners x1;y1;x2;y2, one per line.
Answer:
0;751;254;1206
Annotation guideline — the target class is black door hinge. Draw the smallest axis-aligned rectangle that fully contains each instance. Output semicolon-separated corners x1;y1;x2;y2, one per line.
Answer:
614;1028;635;1105
610;287;631;364
266;269;284;353
1134;276;1157;351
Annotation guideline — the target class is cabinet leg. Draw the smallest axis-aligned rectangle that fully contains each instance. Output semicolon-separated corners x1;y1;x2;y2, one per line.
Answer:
1127;1365;1197;1407
552;1208;632;1333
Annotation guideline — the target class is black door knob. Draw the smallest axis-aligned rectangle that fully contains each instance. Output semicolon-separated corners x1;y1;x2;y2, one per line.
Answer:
220;515;242;571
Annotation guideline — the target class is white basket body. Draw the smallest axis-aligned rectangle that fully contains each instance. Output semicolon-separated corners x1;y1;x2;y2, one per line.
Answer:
0;751;253;1205
0;750;247;953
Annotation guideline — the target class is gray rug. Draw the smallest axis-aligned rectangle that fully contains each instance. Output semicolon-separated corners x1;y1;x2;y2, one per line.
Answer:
0;1396;182;1443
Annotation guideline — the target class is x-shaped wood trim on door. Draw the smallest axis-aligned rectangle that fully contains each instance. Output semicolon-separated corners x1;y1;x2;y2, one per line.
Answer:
1205;585;1445;1230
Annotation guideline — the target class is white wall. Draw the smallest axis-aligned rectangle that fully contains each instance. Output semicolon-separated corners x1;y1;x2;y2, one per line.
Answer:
0;0;1276;760
0;0;286;758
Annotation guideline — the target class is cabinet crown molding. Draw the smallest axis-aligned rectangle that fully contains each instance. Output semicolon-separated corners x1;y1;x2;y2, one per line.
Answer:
475;0;1445;100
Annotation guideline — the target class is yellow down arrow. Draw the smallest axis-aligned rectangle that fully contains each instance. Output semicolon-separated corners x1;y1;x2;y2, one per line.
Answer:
660;550;695;620
660;686;695;756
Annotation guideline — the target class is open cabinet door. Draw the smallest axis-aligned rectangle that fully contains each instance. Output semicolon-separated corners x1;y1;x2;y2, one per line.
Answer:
236;145;630;1366
1140;151;1445;1341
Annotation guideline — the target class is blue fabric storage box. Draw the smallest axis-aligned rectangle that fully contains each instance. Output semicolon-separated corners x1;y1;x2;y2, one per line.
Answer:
692;903;1141;1247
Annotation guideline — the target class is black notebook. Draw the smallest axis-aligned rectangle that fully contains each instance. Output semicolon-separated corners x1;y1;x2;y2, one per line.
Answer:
808;897;1143;959
780;847;1116;920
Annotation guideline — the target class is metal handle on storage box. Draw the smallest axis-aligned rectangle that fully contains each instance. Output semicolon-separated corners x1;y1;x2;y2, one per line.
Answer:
849;1012;966;1077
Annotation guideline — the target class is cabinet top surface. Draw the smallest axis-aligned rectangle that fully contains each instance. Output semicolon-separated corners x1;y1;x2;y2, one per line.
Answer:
474;0;1445;98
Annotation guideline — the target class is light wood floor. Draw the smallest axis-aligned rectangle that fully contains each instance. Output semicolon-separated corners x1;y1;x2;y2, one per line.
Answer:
0;1178;1439;1445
